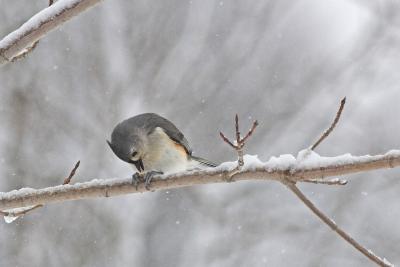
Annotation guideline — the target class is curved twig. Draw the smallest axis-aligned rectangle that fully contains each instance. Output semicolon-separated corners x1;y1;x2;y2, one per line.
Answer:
311;97;346;150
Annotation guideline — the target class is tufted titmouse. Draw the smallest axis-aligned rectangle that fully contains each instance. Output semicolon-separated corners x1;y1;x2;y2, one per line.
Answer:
107;113;216;188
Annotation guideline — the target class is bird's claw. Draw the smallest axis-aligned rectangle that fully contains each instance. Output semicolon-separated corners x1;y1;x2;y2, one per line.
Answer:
132;172;142;190
131;171;163;190
144;171;163;190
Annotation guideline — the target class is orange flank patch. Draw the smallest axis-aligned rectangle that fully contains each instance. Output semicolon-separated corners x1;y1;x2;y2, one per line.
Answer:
173;142;188;158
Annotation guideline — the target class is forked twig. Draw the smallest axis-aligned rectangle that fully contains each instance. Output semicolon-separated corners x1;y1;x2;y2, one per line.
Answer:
285;182;392;267
220;114;258;167
63;160;81;185
311;97;346;150
217;101;391;266
282;97;392;266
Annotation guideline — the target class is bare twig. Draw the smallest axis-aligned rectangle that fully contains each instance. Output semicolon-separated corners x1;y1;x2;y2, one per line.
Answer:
302;178;348;186
219;132;236;149
284;182;392;267
242;119;259;144
291;97;393;266
235;114;241;146
220;114;259;168
0;204;43;217
63;160;80;185
311;97;346;150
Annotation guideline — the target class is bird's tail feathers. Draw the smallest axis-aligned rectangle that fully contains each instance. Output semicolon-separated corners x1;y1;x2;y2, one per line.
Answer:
190;155;217;168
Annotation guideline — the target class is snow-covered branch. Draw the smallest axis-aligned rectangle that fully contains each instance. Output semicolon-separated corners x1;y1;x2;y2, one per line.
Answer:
0;0;102;64
1;149;400;210
0;102;396;266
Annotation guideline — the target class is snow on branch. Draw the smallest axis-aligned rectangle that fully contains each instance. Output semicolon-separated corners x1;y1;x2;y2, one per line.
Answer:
1;149;400;210
0;0;102;64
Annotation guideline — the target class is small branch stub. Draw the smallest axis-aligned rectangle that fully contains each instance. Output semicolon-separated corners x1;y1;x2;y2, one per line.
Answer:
63;160;80;185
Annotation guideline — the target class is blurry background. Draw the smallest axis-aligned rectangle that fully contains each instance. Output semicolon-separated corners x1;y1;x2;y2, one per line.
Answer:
1;0;400;266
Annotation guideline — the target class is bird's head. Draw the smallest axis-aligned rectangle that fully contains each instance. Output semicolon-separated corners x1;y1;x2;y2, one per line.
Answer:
107;125;145;164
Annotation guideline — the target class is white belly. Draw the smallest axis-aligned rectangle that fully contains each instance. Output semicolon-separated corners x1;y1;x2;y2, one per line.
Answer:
140;127;190;174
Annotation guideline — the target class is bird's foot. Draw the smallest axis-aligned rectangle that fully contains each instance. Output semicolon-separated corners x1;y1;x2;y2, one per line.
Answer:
132;172;143;190
144;171;163;190
131;171;163;190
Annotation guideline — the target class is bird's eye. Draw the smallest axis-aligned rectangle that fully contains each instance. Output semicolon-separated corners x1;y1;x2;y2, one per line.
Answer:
131;151;138;157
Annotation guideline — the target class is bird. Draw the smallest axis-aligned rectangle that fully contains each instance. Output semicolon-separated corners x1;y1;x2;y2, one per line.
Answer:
107;113;216;189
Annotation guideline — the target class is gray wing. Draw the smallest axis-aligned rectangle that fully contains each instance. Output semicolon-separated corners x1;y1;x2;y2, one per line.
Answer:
156;117;192;155
136;113;192;155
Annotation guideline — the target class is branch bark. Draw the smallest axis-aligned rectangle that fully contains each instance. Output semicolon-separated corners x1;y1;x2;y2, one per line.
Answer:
0;0;102;65
1;150;399;210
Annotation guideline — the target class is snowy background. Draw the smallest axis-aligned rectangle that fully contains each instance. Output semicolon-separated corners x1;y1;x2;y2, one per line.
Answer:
1;0;400;266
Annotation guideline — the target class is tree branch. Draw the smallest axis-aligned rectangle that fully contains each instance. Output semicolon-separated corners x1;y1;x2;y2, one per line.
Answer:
0;108;396;266
1;150;400;210
284;182;392;267
0;0;102;65
284;99;393;266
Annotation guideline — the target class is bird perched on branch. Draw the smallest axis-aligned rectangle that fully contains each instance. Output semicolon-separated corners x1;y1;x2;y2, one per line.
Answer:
107;113;216;189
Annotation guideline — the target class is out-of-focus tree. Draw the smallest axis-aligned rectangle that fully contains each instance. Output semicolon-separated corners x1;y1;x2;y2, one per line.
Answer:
1;0;400;266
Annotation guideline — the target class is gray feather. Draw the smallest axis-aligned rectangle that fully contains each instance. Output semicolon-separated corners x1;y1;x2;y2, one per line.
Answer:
190;155;217;167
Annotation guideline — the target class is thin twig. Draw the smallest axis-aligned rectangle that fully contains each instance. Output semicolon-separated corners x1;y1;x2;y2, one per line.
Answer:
235;114;241;146
284;182;392;267
63;160;80;185
302;178;348;186
242;120;259;144
219;132;236;149
311;97;346;150
0;204;43;217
